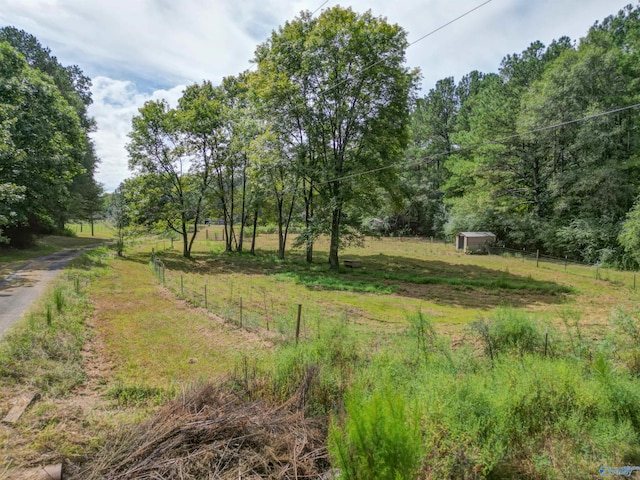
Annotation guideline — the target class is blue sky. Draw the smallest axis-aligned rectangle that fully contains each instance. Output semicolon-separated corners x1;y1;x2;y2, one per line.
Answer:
0;0;634;191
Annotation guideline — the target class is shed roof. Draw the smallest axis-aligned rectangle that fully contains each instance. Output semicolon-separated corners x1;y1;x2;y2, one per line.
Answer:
457;232;496;237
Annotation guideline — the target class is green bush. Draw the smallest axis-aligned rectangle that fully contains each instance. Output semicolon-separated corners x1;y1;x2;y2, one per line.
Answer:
329;389;424;480
269;325;364;414
472;308;543;359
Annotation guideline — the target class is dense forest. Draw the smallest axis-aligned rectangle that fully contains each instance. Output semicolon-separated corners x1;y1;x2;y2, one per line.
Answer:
3;5;640;268
393;5;640;268
0;27;102;246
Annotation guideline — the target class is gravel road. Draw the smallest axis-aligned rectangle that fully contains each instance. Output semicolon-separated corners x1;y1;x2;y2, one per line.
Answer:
0;249;87;338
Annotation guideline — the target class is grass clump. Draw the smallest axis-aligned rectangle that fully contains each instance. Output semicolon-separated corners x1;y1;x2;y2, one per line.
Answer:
471;308;544;359
107;383;169;406
268;325;366;415
275;271;395;294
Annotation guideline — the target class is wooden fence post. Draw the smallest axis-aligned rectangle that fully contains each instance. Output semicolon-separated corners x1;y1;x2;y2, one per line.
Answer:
296;304;302;344
204;283;208;309
544;326;549;357
239;295;243;328
536;250;539;268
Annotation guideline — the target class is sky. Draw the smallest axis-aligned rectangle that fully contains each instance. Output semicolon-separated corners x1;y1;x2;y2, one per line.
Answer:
0;0;635;191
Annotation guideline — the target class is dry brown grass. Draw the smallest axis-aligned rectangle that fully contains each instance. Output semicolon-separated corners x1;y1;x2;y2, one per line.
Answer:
73;380;329;480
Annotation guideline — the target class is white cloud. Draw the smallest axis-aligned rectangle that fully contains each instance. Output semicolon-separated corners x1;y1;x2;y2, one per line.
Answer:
89;77;185;191
0;0;633;191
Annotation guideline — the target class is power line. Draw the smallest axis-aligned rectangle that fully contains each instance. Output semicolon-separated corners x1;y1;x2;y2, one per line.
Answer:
314;102;640;187
311;0;331;16
322;1;494;95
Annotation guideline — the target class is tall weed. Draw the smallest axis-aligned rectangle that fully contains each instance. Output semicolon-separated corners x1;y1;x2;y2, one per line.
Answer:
329;388;423;480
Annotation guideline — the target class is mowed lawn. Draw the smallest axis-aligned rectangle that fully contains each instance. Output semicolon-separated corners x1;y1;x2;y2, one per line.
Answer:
89;249;272;389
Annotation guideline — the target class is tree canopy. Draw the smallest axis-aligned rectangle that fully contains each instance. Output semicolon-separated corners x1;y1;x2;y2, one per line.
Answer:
0;28;101;246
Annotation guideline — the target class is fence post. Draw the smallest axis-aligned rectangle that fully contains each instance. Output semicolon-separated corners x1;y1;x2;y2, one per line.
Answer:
204;283;208;309
239;295;243;328
206;229;209;240
296;304;302;344
162;265;165;285
564;256;568;272
634;271;637;290
596;266;599;280
544;326;549;357
171;237;174;249
180;275;184;295
536;249;539;268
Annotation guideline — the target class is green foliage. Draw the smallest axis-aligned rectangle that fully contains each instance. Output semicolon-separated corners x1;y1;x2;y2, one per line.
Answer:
608;309;640;376
328;389;424;480
107;384;167;406
269;325;365;414
274;271;396;294
53;287;65;313
0;28;100;243
472;308;543;357
253;6;419;268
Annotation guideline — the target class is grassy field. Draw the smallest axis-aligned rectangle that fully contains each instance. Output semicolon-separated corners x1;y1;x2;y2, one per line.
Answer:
147;229;640;343
2;228;640;478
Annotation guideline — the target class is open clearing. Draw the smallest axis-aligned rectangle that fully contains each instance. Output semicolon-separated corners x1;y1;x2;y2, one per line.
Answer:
1;229;640;477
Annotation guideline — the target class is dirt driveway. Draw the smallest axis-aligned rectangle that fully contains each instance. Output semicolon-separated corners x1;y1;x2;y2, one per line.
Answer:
0;249;89;338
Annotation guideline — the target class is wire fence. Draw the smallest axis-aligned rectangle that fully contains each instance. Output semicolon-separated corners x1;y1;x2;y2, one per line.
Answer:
486;246;638;290
148;249;365;343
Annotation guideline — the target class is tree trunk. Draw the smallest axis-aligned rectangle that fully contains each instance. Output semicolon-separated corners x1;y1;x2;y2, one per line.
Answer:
304;179;314;264
329;207;341;270
277;197;285;260
250;209;258;256
182;219;190;258
238;156;248;253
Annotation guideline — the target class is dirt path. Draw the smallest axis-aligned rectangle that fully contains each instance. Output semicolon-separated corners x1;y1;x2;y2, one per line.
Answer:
0;249;89;338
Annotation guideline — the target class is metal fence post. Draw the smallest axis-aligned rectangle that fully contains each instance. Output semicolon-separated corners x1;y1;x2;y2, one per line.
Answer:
296;304;302;344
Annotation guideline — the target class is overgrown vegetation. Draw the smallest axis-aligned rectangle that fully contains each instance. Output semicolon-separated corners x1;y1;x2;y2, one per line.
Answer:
0;248;107;396
82;305;640;479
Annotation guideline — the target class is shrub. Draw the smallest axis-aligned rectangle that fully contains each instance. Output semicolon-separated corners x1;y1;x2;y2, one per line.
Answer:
329;388;423;480
472;308;542;359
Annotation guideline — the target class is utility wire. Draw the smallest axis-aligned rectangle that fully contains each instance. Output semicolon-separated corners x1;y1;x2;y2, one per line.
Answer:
311;0;331;16
322;0;494;95
313;102;640;187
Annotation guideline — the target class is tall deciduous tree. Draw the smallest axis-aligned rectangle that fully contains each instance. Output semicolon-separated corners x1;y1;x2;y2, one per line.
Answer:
0;41;86;245
127;99;214;258
254;6;418;268
0;27;101;230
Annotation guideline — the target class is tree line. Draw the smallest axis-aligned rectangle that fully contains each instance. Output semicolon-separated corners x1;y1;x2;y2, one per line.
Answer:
390;4;640;268
0;27;102;246
109;4;640;269
116;6;418;269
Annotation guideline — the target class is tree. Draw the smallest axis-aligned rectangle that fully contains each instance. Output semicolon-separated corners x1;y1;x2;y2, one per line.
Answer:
0;41;87;246
127;99;215;258
254;6;418;268
0;27;101;229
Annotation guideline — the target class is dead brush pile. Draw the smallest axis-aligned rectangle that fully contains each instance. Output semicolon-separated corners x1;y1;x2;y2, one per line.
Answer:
74;381;329;479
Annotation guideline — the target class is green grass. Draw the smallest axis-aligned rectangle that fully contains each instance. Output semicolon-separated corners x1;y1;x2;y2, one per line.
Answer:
0;247;109;396
0;235;107;275
274;271;396;294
